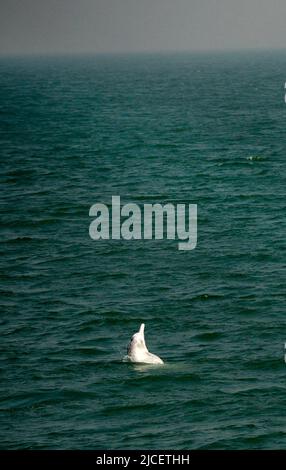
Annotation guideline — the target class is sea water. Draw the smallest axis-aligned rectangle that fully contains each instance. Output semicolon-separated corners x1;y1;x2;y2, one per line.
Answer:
0;51;285;449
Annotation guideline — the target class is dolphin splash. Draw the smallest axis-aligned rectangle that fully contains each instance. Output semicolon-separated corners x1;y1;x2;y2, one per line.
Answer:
126;323;164;365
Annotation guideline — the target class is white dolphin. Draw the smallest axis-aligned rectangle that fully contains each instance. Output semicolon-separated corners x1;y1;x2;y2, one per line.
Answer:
127;323;164;365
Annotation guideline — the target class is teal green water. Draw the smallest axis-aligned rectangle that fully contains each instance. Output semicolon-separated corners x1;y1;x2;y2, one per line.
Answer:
0;51;285;449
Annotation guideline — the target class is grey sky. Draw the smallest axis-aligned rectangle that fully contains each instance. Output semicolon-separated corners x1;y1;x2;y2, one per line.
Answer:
0;0;285;55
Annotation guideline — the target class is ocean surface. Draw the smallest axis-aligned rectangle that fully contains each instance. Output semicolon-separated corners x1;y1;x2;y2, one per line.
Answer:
0;51;285;450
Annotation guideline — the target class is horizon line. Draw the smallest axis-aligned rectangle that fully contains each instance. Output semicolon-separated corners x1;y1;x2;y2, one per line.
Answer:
0;46;286;59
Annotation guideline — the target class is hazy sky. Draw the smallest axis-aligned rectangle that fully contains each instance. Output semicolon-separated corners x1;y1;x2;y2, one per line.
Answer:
0;0;285;55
